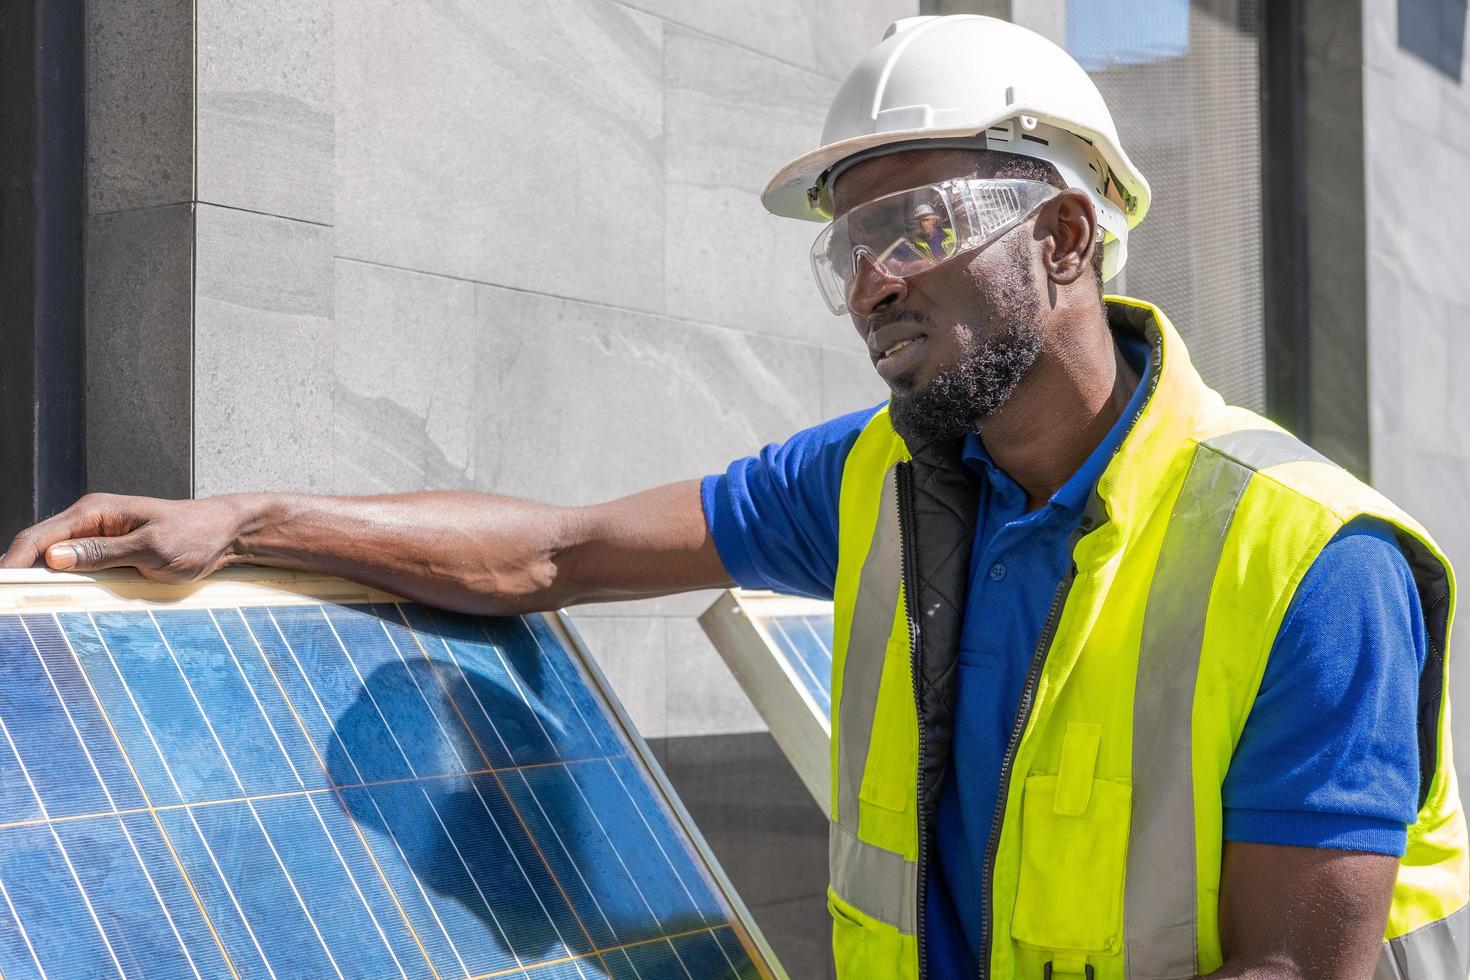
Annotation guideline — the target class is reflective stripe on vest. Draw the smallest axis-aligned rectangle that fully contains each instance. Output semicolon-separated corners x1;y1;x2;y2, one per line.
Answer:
1123;429;1470;979
1375;903;1470;979
1126;430;1339;976
831;822;919;934
837;465;902;832
830;463;920;935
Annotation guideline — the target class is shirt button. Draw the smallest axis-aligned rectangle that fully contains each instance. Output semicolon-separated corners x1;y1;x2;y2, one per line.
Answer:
988;562;1007;582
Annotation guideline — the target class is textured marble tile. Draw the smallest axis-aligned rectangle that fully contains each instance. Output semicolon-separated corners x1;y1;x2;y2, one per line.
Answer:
657;732;827;907
821;346;887;420
665;617;766;736
85;205;194;497
1362;0;1399;72
329;260;479;494
334;0;665;310
1391;287;1457;458
663;27;852;348
1010;0;1067;45
1365;250;1405;452
87;0;194;213
469;285;824;506
196;0;333;224
618;0;916;79
564;614;668;739
1442;82;1470;158
192;205;334;496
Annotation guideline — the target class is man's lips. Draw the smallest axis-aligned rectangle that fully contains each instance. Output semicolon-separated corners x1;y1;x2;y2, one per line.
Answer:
867;323;928;365
870;330;929;384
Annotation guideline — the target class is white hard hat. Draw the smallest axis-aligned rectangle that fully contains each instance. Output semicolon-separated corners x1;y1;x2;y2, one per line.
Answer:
912;204;937;218
762;15;1151;281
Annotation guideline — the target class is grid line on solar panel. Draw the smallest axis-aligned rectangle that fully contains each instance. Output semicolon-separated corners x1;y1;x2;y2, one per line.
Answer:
0;596;766;980
18;613;206;977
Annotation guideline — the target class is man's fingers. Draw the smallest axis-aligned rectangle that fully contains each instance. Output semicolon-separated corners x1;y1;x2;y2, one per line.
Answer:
45;533;146;572
0;517;90;569
0;494;140;569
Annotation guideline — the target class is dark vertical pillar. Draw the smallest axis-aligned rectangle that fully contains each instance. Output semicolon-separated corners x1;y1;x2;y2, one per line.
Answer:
1259;0;1312;439
0;0;87;540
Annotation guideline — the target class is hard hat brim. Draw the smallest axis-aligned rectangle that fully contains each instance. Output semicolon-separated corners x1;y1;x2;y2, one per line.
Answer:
761;109;1151;228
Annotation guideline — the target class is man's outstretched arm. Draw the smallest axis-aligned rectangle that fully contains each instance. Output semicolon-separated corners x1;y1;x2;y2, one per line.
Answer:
0;482;733;615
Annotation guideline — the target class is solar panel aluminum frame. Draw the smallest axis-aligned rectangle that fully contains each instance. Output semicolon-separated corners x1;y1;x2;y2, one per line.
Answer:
0;565;786;980
698;590;832;814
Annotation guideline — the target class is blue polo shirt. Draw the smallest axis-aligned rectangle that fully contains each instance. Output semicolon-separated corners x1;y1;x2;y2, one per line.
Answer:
701;337;1427;978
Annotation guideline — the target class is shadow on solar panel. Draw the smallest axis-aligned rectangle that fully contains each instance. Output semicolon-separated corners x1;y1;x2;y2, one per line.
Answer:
0;568;780;980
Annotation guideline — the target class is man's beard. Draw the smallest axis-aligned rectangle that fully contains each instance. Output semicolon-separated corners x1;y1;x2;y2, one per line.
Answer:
888;316;1043;446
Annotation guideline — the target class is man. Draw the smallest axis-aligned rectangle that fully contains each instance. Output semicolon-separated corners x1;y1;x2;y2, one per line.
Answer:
3;15;1466;980
905;204;956;263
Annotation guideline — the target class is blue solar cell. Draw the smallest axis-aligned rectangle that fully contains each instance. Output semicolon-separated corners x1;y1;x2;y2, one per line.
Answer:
0;595;767;979
764;613;835;716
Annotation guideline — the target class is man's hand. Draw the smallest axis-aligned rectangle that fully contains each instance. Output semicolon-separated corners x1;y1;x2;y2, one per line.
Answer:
1;493;246;582
1204;841;1398;979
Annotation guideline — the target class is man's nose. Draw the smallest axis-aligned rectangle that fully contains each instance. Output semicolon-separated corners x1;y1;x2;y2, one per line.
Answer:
846;252;907;322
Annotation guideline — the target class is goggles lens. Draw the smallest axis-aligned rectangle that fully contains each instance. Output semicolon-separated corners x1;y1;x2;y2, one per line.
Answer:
810;178;1060;315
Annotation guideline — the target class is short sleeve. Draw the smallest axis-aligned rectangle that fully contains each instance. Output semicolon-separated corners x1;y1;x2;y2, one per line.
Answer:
1221;517;1427;856
701;404;883;601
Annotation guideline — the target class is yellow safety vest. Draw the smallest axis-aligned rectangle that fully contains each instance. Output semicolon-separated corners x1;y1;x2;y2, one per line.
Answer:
827;296;1468;978
908;226;957;261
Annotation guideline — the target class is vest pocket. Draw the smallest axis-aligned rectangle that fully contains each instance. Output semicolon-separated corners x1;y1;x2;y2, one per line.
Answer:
828;887;916;976
1010;771;1132;953
856;639;918;814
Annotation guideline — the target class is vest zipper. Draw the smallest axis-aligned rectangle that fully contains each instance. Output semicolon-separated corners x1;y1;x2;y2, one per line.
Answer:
977;541;1083;979
895;462;930;979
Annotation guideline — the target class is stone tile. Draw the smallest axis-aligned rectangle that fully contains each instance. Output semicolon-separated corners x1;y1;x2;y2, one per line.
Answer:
821;346;886;419
1361;0;1398;72
334;0;665;311
1392;287;1457;458
87;0;194;213
1443;86;1470;159
665;617;766;736
192;205;334;496
1010;0;1067;46
618;0;915;80
663;27;852;348
85;204;194;497
657;732;827;907
329;260;479;495
747;893;836;980
1365;249;1404;450
469;286;824;506
564;614;668;739
196;0;334;224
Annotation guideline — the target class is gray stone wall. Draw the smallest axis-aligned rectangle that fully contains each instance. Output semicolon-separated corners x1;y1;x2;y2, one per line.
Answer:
86;0;903;745
1361;0;1470;791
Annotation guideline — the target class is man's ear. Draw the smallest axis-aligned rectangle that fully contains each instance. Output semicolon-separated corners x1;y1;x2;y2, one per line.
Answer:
1041;189;1098;286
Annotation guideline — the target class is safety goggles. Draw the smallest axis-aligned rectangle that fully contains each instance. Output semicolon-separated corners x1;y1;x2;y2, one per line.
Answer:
810;178;1060;315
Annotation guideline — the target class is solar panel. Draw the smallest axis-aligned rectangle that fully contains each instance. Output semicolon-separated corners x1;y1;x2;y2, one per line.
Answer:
0;568;779;980
698;592;834;812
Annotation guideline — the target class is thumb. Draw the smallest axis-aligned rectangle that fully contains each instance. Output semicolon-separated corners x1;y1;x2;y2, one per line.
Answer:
46;534;142;572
